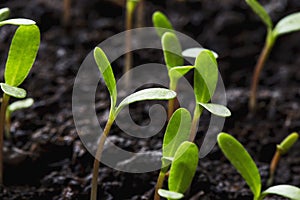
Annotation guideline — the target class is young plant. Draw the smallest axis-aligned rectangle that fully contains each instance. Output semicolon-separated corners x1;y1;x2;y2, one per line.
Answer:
124;0;140;86
245;0;300;111
158;141;199;200
91;47;177;200
267;132;299;186
154;108;192;200
5;98;34;138
152;11;229;133
0;9;39;185
218;132;300;200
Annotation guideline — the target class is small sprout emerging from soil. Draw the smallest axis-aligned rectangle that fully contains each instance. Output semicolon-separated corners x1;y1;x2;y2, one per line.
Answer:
218;132;300;200
245;0;300;111
158;141;198;200
268;132;299;186
190;50;231;141
154;108;191;200
91;47;176;200
5;98;34;138
0;14;39;185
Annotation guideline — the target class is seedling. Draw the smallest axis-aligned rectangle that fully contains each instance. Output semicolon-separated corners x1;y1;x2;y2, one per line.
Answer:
245;0;300;111
90;47;176;200
267;132;299;186
154;108;192;200
124;0;140;86
218;133;300;200
5;98;34;138
0;9;39;185
152;11;222;121
158;141;199;200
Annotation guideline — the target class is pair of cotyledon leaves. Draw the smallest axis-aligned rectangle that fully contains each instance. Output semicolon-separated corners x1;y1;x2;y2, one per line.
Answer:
218;132;300;200
153;11;230;118
246;0;300;38
0;7;40;100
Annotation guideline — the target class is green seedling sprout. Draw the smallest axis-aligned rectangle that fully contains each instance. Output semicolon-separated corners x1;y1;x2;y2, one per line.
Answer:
152;12;228;127
154;108;191;200
158;141;199;200
0;11;39;185
267;132;299;186
189;50;231;141
5;98;34;138
124;0;140;87
245;0;300;111
218;133;300;200
90;47;176;200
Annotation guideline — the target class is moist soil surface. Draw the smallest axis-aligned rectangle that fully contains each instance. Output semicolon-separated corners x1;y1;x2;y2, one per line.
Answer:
0;0;299;199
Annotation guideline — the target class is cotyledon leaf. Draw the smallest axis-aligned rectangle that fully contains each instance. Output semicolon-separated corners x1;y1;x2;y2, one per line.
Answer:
5;25;40;87
94;47;117;107
194;50;218;104
245;0;273;29
162;108;191;167
0;83;26;98
158;189;184;200
168;141;198;194
0;18;36;27
152;11;174;38
260;185;300;200
162;32;184;69
198;102;231;117
273;12;300;37
217;133;261;199
116;88;176;115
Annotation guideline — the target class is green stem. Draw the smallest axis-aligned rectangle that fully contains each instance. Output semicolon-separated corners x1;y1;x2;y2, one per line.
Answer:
249;31;275;112
154;171;166;200
168;81;177;120
189;105;202;142
0;93;9;185
90;114;115;200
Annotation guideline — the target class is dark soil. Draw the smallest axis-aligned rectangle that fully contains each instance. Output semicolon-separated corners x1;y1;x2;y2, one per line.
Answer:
0;0;299;199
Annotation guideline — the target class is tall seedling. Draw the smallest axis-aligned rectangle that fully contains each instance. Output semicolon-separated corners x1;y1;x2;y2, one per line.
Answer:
245;0;300;111
0;10;39;185
90;47;176;200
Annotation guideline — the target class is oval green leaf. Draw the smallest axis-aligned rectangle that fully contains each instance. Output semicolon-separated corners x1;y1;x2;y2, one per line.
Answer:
0;8;10;22
245;0;273;29
169;141;198;194
273;12;300;37
194;50;218;104
198;103;231;117
169;66;194;83
7;98;34;113
158;189;184;200
182;47;219;59
152;11;174;38
162;32;184;70
5;25;40;87
261;185;300;200
162;108;191;167
277;132;299;155
94;47;117;107
217;133;261;199
116;88;176;115
0;83;26;98
0;18;36;27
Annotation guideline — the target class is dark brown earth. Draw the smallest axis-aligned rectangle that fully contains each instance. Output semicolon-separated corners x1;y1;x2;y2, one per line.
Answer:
0;0;299;199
